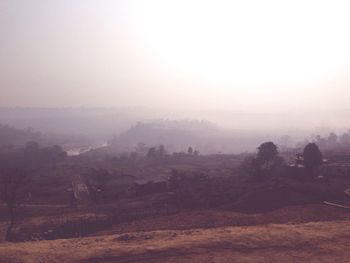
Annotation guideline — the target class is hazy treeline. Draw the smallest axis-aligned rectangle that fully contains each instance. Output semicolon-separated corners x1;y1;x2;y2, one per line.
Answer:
0;124;89;148
1;107;350;155
297;130;350;152
0;124;41;146
109;120;292;154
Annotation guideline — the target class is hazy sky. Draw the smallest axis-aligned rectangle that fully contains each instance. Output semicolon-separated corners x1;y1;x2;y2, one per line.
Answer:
1;0;350;112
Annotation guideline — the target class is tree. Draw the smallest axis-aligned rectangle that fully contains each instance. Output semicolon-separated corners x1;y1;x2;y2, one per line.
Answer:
327;132;338;147
257;142;278;169
0;142;66;241
315;135;327;149
303;143;323;172
135;143;148;157
0;148;32;241
147;147;157;159
340;132;350;145
157;145;166;158
147;145;166;159
187;147;193;155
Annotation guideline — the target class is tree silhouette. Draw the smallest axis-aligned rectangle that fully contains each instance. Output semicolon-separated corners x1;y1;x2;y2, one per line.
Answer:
257;142;278;169
187;147;193;155
327;132;338;147
0;148;33;241
157;145;166;158
147;147;157;159
303;143;322;171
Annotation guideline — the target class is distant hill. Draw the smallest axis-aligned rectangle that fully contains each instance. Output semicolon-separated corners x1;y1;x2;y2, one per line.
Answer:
0;123;88;148
0;124;42;146
0;107;166;140
0;108;305;153
110;120;273;154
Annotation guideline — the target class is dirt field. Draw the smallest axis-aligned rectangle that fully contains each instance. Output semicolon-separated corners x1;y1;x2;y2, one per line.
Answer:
0;219;350;263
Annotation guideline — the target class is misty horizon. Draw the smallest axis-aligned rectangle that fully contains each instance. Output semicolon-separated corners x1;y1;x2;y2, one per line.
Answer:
1;0;350;150
0;106;349;132
1;0;350;116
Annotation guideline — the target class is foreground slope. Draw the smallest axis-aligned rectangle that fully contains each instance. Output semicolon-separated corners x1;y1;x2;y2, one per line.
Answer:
1;220;350;263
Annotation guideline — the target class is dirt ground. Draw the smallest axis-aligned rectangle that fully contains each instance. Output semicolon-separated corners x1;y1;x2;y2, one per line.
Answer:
1;219;350;263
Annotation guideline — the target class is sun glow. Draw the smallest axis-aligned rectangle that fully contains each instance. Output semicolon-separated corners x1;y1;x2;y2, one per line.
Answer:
127;0;350;89
2;0;350;110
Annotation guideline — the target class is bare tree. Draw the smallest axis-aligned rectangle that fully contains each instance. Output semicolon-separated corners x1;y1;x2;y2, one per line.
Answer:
0;149;30;241
0;143;66;240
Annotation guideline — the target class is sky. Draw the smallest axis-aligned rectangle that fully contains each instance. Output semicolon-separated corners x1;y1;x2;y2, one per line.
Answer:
1;0;350;114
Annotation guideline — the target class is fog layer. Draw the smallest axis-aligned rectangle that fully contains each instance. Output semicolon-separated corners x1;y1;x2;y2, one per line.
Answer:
1;0;350;130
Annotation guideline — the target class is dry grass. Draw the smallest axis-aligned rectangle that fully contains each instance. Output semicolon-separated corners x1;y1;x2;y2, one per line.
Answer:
11;213;111;242
1;219;350;263
92;204;350;236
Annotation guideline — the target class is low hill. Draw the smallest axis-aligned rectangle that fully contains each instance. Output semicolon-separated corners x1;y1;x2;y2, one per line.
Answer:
110;120;274;154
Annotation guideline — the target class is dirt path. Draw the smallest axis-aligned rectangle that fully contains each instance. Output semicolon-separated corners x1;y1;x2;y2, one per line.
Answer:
1;220;350;263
